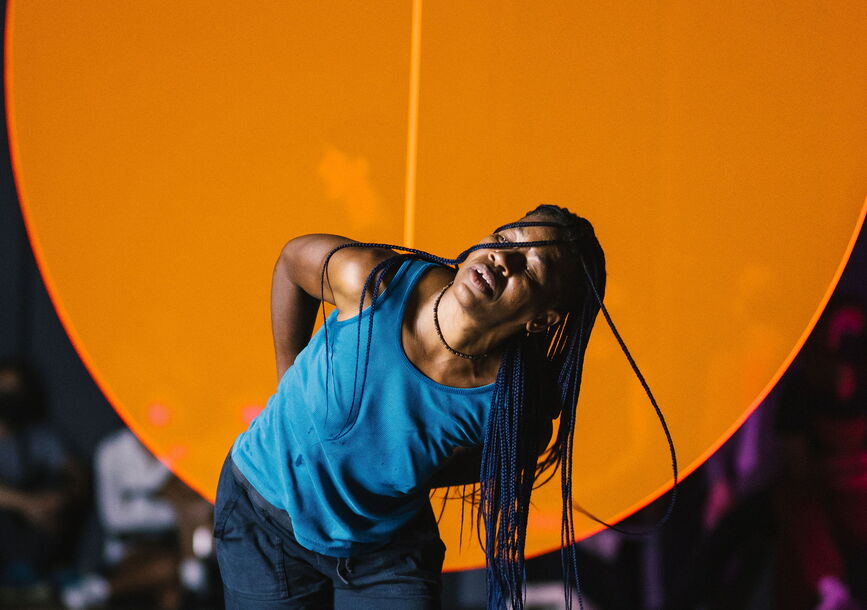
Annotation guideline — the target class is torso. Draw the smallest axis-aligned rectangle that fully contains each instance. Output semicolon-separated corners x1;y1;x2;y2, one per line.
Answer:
232;258;495;555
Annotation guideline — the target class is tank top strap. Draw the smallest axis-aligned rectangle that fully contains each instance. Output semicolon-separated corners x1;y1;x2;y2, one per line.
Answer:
381;257;438;309
368;258;438;358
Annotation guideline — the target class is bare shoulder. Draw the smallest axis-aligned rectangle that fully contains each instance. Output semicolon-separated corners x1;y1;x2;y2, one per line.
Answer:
328;245;402;318
278;234;397;316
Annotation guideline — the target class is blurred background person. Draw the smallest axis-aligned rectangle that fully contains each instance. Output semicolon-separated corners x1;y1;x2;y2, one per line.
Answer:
0;359;85;597
61;428;216;610
774;296;867;610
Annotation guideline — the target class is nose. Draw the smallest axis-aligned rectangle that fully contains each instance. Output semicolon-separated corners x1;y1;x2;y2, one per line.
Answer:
489;248;526;276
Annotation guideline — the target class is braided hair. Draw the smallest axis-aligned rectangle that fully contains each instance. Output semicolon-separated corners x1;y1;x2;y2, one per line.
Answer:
317;204;677;610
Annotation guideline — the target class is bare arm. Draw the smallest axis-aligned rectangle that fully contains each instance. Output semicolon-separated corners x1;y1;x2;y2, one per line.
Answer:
271;249;320;380
271;234;396;380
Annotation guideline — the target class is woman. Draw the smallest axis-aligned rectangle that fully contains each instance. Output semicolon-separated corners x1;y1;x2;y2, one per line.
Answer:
214;204;667;609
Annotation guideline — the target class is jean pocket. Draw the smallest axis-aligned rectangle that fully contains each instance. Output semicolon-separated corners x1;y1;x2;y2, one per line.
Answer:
215;501;288;601
212;491;240;540
213;457;242;540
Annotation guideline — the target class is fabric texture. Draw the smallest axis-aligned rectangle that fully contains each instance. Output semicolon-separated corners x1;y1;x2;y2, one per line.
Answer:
231;258;493;556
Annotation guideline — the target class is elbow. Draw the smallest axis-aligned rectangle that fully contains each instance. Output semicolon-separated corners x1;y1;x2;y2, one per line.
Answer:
276;238;300;272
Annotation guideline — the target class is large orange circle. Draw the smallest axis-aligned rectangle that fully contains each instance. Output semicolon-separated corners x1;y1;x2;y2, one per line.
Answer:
6;2;867;570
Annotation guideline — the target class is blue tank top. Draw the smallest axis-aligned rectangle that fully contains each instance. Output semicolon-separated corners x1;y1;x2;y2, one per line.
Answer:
232;259;494;556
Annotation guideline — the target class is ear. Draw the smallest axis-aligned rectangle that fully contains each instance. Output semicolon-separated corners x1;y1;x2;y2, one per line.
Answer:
525;310;562;334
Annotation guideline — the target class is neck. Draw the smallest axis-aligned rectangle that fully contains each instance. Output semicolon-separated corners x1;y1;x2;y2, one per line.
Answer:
420;276;513;364
403;269;506;386
433;283;492;361
431;288;498;358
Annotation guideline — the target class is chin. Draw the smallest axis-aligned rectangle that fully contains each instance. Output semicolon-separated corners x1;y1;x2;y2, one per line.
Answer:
453;276;488;310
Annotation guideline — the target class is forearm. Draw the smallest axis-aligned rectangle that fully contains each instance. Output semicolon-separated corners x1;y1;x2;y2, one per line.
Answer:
272;246;322;380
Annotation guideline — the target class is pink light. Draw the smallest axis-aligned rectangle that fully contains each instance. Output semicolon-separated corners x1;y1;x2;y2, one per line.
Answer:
241;404;264;425
148;403;171;427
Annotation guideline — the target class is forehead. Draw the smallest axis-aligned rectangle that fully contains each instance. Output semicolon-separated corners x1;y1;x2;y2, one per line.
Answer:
496;211;566;237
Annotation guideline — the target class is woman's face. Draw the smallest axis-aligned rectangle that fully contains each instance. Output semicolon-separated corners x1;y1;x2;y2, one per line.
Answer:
452;215;570;333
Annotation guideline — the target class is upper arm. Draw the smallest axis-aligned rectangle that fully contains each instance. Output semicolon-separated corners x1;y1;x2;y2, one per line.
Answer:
278;234;396;317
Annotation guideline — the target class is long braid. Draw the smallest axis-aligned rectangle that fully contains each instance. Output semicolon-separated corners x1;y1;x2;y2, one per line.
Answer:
315;204;677;610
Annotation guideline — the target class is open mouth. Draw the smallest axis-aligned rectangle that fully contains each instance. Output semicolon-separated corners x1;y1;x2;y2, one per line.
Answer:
469;265;496;297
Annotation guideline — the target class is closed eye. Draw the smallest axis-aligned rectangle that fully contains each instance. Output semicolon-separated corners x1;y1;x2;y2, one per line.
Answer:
494;232;538;280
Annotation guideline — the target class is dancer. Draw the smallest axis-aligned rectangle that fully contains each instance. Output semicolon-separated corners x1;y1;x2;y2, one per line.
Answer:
214;204;674;609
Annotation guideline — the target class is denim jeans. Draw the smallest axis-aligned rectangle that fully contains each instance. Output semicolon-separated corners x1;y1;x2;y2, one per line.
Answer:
214;453;446;609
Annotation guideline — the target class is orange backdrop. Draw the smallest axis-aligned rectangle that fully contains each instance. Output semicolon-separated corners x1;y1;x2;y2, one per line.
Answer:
6;1;867;570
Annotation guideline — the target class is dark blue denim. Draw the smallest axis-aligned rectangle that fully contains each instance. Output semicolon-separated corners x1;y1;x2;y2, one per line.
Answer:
214;453;446;609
